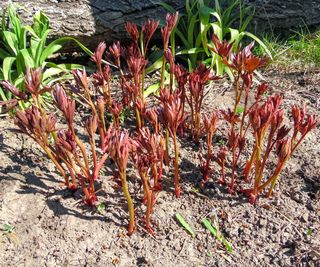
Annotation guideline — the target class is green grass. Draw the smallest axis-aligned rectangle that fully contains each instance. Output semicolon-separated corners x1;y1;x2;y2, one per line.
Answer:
254;30;320;69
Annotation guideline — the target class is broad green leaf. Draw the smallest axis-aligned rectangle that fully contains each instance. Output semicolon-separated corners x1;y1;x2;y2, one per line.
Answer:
3;57;16;80
187;15;197;48
202;218;218;236
175;213;195;238
40;37;94;65
18;27;27;50
144;83;160;98
16;49;34;73
30;38;40;59
33;11;50;37
24;25;40;40
210;23;222;40
2;31;18;55
211;11;222;24
145;57;163;73
34;29;51;66
13;76;25;88
42;62;82;82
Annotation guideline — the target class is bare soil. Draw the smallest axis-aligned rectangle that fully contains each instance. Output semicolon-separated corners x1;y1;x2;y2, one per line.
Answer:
0;69;319;267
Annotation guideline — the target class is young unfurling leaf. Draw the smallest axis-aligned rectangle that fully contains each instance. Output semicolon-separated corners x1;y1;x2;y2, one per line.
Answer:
175;213;195;238
202;218;233;253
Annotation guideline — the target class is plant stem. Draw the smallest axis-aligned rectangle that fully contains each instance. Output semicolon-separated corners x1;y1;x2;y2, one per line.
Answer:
151;163;160;190
141;69;145;100
139;170;153;235
120;170;135;235
42;146;70;188
135;107;142;129
173;131;180;197
165;128;170;166
160;57;166;88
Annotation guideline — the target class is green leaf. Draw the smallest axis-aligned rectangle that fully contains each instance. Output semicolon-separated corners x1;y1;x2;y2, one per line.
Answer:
39;37;94;66
202;218;233;253
24;25;39;39
221;238;233;253
144;83;160;98
145;57;163;74
96;203;106;214
202;218;218;237
34;29;51;66
0;84;8;101
2;31;18;55
33;11;50;37
175;213;195;238
187;15;197;48
176;47;205;55
2;57;16;80
42;63;82;84
236;106;244;114
16;49;34;73
3;223;15;234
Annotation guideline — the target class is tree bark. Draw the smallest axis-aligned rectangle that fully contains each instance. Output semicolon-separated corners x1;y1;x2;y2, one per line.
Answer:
1;0;320;52
0;0;184;51
248;0;320;34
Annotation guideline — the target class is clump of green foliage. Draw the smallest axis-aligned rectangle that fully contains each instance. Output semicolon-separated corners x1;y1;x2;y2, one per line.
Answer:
161;0;271;75
0;4;91;107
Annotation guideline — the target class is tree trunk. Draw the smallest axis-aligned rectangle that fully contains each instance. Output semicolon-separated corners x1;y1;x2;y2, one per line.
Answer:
0;0;184;52
1;0;320;52
248;0;320;34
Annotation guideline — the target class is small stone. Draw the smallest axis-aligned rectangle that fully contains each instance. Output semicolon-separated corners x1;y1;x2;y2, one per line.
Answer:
258;218;267;227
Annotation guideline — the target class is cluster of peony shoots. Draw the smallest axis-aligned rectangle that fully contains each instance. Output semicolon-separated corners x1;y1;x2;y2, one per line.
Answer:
0;13;318;235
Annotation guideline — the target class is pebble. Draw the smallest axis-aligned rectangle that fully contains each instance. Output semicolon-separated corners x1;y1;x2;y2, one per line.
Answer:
258;218;267;227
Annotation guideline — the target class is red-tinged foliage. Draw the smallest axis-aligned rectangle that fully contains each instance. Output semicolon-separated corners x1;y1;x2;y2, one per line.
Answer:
2;14;318;236
210;34;234;58
161;12;179;50
110;100;123;128
106;127;136;235
214;146;228;185
187;64;219;140
158;88;184;197
0;80;28;101
142;19;159;54
131;127;165;234
125;22;139;45
200;112;219;187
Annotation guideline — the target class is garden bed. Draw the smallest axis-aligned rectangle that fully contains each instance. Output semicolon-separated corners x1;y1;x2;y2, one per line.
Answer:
0;68;319;267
